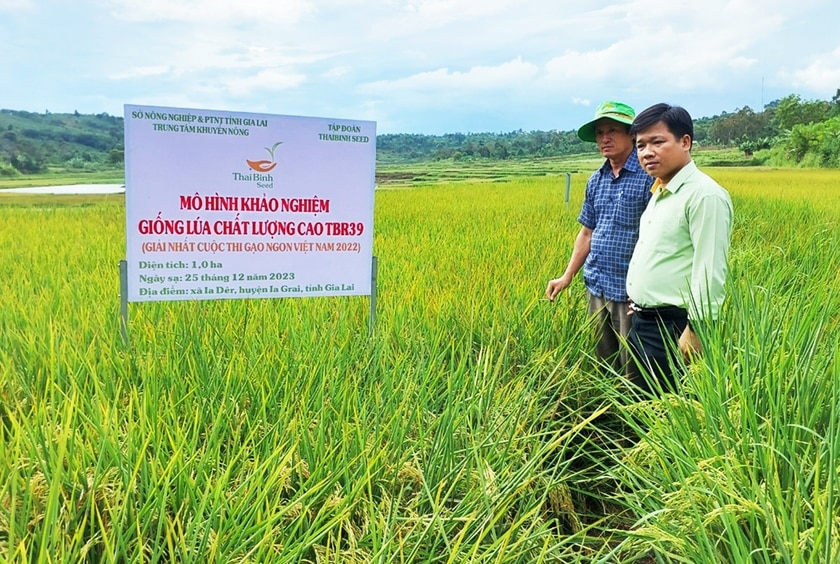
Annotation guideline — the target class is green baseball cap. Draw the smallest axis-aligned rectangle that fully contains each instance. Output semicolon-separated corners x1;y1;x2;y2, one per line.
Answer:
576;100;636;142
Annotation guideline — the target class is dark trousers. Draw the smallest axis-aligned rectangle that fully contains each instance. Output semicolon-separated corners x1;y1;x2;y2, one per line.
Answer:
626;306;688;394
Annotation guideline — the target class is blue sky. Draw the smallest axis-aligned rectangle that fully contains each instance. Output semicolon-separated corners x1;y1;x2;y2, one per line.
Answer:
2;0;839;135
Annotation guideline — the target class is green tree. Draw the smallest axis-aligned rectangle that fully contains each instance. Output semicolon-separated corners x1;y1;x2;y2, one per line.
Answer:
11;152;44;173
774;94;832;131
108;149;125;164
830;88;840;118
782;115;840;164
709;106;773;145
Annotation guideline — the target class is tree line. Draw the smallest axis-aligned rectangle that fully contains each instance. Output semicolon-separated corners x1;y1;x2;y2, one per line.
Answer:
694;91;840;166
2;90;839;176
379;91;840;166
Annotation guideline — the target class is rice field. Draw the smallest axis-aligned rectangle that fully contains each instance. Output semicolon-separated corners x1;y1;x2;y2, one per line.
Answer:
1;166;839;562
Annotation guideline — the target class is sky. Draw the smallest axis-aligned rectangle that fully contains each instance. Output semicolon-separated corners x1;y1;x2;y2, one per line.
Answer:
2;0;839;135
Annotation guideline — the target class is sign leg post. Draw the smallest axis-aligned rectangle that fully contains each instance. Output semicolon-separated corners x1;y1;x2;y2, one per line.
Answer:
119;259;130;347
565;172;571;211
368;255;378;338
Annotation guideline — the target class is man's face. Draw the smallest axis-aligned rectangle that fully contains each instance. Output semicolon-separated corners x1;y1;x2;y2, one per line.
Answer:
594;118;634;161
634;121;691;184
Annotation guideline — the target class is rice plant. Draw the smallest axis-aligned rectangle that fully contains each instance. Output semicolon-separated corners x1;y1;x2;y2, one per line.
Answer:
1;167;838;562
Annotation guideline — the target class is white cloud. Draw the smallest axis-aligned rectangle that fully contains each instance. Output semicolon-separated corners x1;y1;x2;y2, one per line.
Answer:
104;0;314;24
368;0;567;54
217;68;308;96
361;57;539;94
540;0;795;95
789;46;840;94
0;0;33;10
322;66;350;80
400;0;518;23
172;40;331;76
109;65;172;80
3;0;837;133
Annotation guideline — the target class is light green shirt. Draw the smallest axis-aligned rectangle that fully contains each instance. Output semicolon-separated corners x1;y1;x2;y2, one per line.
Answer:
626;160;733;320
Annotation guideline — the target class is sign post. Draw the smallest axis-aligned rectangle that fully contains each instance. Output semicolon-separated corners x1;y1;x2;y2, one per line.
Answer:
565;172;571;211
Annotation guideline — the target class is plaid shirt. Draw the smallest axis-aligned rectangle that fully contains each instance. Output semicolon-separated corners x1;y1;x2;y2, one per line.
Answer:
578;149;653;302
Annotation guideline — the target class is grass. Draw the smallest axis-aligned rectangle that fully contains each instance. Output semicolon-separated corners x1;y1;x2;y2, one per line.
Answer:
1;164;839;562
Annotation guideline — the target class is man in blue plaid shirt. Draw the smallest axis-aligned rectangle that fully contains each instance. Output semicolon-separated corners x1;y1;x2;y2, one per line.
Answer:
546;101;654;374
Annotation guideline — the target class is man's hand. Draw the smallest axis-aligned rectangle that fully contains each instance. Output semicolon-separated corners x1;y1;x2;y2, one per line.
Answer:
679;324;702;360
545;275;572;301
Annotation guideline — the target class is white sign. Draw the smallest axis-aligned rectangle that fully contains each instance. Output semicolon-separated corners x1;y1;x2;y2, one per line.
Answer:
124;105;376;303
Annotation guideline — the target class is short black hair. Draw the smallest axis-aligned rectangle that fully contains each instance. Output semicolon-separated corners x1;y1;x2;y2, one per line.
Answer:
630;103;694;143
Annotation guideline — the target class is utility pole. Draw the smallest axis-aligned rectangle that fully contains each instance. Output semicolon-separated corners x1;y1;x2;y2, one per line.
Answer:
761;76;765;111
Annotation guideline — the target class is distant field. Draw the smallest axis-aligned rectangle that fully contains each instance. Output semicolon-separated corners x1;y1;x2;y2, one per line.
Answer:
1;164;838;561
0;147;756;191
0;169;125;189
376;147;754;187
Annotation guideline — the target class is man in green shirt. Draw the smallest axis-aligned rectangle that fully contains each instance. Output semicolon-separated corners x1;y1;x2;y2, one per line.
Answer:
625;103;733;394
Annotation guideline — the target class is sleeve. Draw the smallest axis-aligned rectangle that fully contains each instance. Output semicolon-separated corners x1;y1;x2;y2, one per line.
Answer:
687;192;733;320
578;176;597;229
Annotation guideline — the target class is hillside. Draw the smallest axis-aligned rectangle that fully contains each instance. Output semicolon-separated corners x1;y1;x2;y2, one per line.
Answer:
0;109;124;175
0;108;598;176
2;92;839;177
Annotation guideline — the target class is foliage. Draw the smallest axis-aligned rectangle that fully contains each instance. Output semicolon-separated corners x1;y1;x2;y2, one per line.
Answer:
0;109;123;174
709;106;775;145
737;136;772;157
780;115;840;166
377;129;592;162
1;167;839;561
689;92;840;168
773;94;833;131
0;162;19;177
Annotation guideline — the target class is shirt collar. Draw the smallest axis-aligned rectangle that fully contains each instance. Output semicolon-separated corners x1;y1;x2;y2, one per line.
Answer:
650;160;697;195
650;178;665;195
599;148;645;176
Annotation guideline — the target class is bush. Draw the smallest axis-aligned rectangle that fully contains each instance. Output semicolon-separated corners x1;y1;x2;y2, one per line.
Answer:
782;116;840;165
0;161;18;177
10;153;44;174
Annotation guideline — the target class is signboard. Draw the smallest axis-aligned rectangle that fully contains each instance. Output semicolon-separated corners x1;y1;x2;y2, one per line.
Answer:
124;105;376;303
